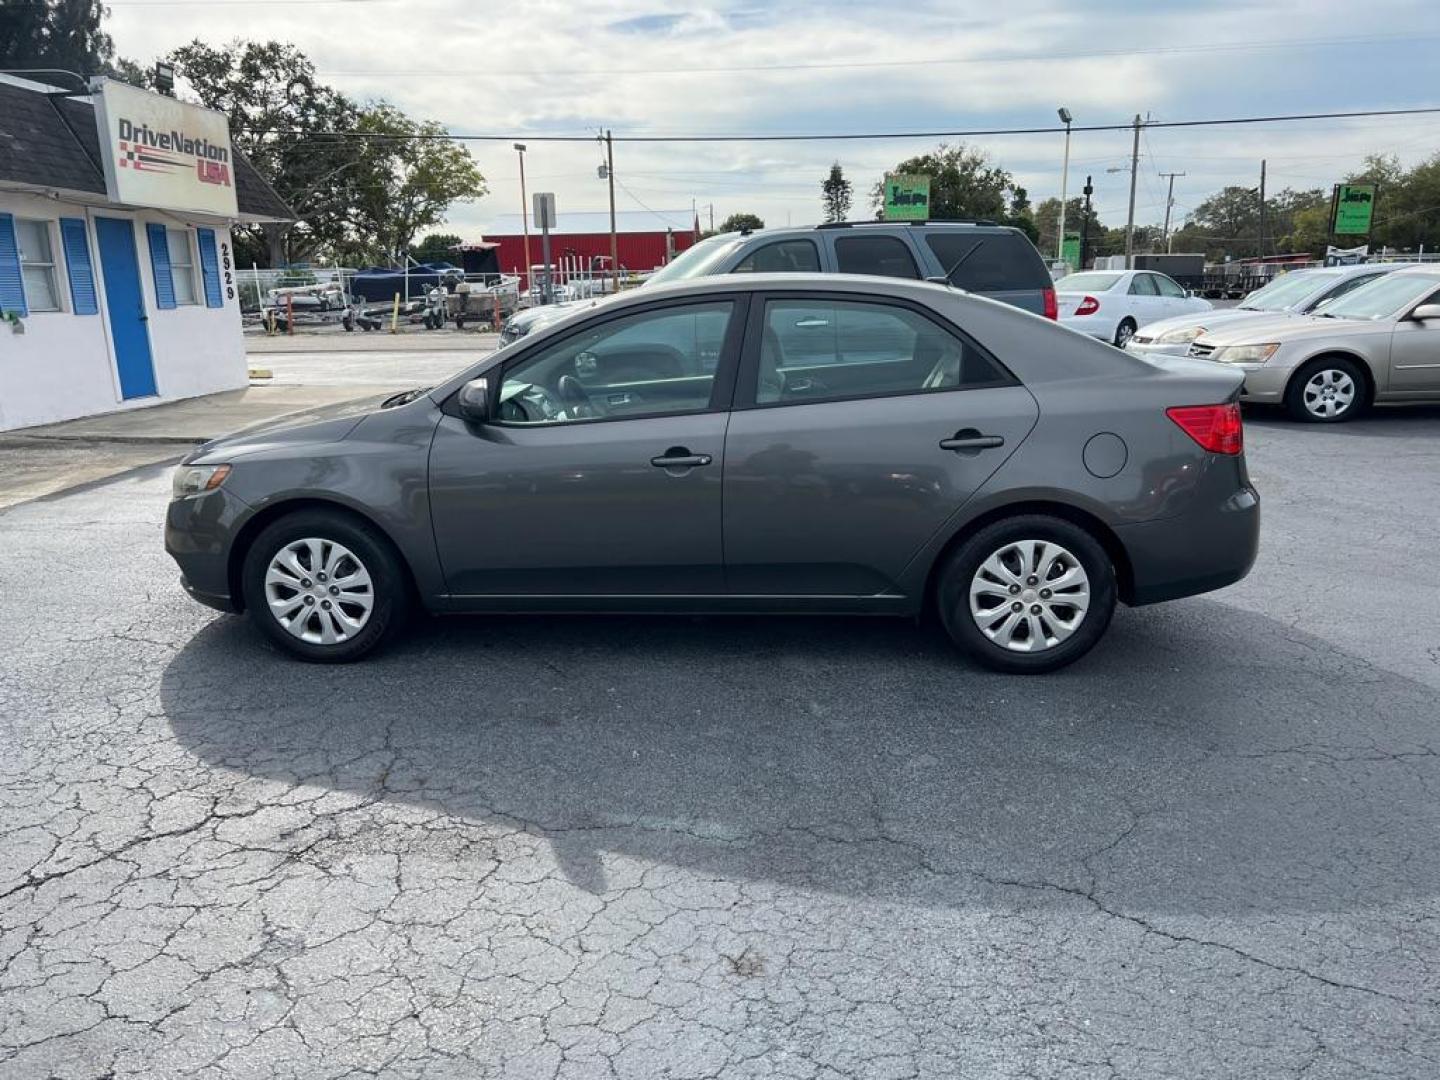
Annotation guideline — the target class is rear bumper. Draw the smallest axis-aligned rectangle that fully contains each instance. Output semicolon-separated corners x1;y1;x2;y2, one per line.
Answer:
1059;313;1114;341
1117;482;1260;605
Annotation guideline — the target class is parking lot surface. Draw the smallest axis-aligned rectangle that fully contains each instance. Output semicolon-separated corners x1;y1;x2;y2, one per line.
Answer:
1;407;1437;1079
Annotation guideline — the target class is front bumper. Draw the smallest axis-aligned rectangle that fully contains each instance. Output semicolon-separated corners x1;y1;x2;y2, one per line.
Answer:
1117;478;1260;606
164;486;253;612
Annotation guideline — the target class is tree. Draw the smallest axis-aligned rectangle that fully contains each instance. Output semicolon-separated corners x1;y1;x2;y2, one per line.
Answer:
410;233;463;263
719;212;764;233
346;104;486;263
820;163;853;223
871;144;1023;224
0;0;118;83
1034;197;1103;257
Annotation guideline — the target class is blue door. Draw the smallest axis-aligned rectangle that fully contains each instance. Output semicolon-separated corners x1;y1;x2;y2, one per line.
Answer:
94;217;157;400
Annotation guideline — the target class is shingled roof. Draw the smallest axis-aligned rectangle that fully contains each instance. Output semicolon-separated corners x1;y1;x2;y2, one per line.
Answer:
0;80;291;221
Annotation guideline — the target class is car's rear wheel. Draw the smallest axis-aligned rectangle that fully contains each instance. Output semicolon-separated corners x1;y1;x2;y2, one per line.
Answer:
1114;318;1137;348
240;509;409;663
1285;356;1366;423
937;515;1117;674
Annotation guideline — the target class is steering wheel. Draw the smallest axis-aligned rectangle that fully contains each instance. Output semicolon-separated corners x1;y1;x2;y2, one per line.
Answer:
555;374;596;418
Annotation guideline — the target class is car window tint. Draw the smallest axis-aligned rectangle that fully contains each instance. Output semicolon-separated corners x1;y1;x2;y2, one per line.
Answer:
756;299;1008;405
1317;273;1381;304
833;235;920;279
1154;275;1186;298
923;232;1049;291
1128;274;1158;296
499;302;734;425
733;240;821;273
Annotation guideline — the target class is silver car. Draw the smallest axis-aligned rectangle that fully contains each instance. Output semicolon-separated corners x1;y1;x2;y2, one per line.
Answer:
1187;267;1440;421
1127;264;1403;358
167;274;1259;673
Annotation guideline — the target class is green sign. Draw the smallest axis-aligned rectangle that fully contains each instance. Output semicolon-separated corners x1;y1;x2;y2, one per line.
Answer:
1333;183;1377;235
884;173;931;220
1061;234;1081;268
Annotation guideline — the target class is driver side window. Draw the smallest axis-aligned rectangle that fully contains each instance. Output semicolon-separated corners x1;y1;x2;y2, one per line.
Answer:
498;301;735;425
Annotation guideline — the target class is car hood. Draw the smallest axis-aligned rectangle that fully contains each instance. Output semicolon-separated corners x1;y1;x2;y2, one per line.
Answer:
1195;313;1390;347
1135;308;1293;337
184;390;405;464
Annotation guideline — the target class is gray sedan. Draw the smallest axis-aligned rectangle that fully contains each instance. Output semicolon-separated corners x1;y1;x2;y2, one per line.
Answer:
1188;266;1440;421
166;274;1259;673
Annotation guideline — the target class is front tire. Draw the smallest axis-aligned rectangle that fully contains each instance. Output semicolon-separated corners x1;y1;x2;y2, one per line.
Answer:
936;515;1117;674
240;509;409;662
1285;356;1366;423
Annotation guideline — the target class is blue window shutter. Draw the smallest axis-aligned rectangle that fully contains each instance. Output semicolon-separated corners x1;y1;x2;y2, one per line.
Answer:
146;222;176;309
59;218;99;315
0;213;28;317
196;228;223;308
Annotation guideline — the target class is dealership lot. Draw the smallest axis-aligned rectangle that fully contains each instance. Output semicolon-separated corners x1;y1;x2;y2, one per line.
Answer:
1;406;1438;1078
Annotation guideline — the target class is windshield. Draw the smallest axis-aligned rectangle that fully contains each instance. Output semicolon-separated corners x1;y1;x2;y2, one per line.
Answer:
644;235;746;286
1241;270;1340;311
1319;274;1440;320
1055;272;1122;292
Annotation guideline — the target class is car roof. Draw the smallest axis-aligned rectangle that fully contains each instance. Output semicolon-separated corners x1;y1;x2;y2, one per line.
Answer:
709;221;1025;243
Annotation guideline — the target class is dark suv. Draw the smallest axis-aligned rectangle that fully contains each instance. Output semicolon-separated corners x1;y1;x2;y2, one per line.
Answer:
499;221;1056;343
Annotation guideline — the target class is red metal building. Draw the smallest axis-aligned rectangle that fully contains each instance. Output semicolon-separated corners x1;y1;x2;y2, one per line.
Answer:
479;209;697;284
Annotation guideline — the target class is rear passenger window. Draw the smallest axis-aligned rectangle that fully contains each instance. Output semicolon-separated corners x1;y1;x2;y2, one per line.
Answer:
923;232;1049;292
834;236;920;279
733;240;821;273
756;299;1010;406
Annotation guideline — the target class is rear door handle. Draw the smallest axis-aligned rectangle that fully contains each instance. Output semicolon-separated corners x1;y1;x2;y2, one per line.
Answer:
939;433;1005;452
650;447;713;469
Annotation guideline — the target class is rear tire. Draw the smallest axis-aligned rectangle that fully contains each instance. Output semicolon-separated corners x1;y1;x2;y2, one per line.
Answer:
240;509;409;663
936;515;1117;674
1114;318;1137;348
1284;356;1366;423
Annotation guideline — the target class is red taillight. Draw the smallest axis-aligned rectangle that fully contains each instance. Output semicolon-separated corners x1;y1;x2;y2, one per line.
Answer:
1167;403;1243;455
1042;287;1058;320
1074;295;1100;316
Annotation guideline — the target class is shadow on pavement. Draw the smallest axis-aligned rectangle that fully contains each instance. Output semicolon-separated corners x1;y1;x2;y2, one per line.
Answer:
161;600;1440;914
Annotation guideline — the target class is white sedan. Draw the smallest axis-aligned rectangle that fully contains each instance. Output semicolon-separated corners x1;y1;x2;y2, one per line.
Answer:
1055;270;1212;347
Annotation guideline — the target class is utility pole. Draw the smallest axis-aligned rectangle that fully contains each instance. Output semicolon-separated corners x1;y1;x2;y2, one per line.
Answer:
1124;113;1142;269
1258;159;1267;260
513;143;530;295
604;130;618;294
1159;170;1186;252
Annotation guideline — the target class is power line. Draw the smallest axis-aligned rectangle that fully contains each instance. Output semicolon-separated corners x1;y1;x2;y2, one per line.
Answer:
237;106;1440;145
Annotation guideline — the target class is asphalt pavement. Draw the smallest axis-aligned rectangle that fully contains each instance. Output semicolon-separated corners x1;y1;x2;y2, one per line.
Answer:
0;405;1437;1078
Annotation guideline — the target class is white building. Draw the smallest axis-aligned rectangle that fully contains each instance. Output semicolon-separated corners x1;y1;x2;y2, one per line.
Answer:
0;75;290;431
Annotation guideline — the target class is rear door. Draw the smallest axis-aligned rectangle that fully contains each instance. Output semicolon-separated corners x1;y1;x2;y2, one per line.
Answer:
722;292;1038;596
922;230;1051;315
825;233;923;281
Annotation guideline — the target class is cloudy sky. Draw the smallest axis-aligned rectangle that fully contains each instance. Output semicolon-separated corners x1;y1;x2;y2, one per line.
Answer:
103;0;1440;240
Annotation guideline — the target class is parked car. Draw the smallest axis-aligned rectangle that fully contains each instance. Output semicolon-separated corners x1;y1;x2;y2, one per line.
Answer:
1126;264;1403;357
1055;269;1212;347
1187;266;1440;422
167;274;1259;674
498;220;1056;346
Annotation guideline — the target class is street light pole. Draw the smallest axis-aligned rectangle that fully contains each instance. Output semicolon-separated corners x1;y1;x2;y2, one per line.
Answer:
605;130;618;294
514;143;530;296
1081;176;1093;270
1056;107;1073;265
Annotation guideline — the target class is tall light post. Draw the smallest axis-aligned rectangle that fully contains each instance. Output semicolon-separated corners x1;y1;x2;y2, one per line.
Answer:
514;143;531;295
1056;107;1073;266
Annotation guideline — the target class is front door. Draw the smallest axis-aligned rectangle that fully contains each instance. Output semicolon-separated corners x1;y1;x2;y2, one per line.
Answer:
1389;290;1440;393
94;217;157;400
428;297;746;597
723;294;1038;596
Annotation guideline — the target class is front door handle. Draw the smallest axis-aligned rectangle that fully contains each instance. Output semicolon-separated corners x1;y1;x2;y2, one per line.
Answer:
650;446;713;470
939;431;1005;452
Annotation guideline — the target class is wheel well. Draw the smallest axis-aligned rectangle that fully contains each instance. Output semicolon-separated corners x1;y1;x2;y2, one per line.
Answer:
227;498;419;612
922;500;1136;609
1289;351;1376;405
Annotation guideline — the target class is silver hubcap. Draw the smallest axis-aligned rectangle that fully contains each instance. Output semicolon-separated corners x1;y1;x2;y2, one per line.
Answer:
264;538;374;645
969;540;1091;653
1116;323;1134;346
1303;369;1356;418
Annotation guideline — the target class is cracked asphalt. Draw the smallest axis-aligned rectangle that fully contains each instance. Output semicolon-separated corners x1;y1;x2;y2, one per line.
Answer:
1;405;1438;1079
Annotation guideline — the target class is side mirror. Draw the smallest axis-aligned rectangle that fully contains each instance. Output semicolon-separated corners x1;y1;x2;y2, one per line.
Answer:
1411;304;1440;322
457;377;490;421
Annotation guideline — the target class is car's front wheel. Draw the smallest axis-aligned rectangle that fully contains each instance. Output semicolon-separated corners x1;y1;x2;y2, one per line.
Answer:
937;515;1117;674
1285;356;1366;422
240;509;409;662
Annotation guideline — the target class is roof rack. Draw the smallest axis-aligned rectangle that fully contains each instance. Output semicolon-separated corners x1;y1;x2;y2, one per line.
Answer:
813;219;999;229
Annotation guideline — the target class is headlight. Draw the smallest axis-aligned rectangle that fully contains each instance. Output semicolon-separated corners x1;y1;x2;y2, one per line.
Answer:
172;463;231;499
1156;325;1207;345
1210;342;1279;364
